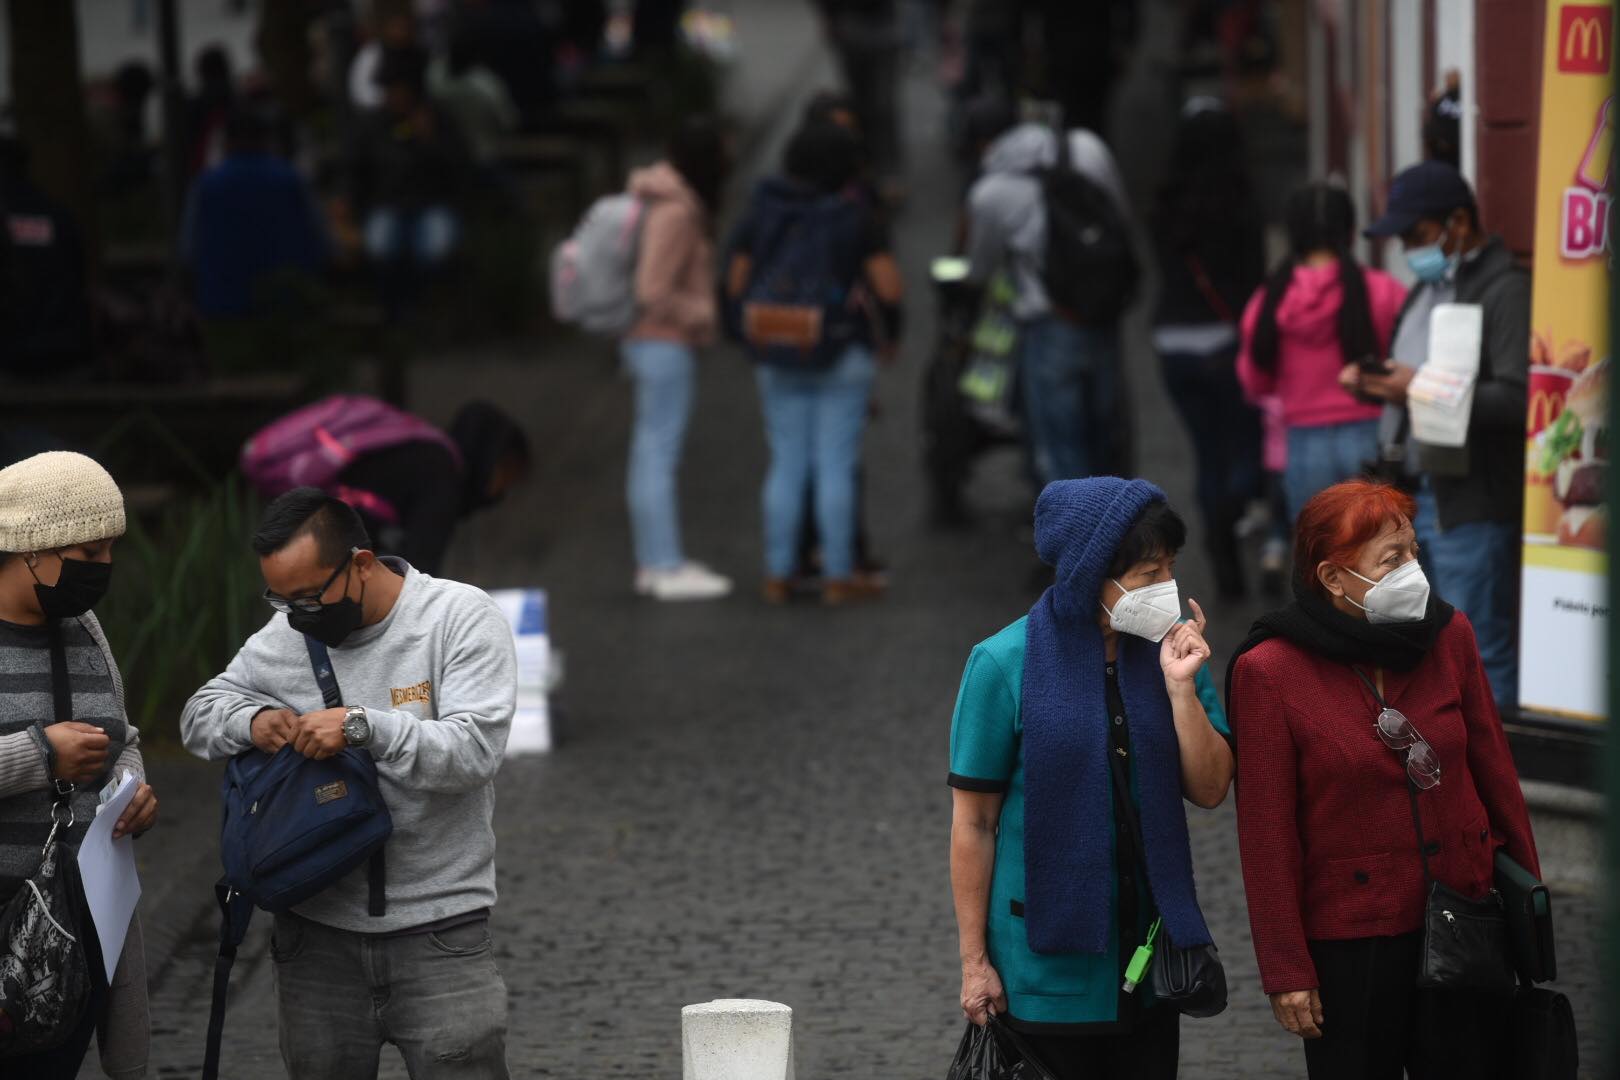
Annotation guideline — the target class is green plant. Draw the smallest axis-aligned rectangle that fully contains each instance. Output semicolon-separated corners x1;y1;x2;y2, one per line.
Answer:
96;479;267;743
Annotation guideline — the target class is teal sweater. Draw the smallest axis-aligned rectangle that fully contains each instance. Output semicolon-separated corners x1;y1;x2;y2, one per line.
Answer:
948;617;1228;1026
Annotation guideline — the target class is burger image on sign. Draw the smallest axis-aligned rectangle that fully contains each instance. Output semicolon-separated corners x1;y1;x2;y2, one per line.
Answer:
1531;354;1609;548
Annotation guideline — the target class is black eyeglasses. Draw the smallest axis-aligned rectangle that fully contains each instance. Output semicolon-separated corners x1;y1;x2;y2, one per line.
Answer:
263;550;355;615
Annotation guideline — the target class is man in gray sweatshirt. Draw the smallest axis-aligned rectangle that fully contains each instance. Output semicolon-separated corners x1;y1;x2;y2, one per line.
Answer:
181;488;516;1080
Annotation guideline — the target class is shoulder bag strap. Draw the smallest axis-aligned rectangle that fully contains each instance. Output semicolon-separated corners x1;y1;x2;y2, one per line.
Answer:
1351;666;1435;884
1184;253;1235;324
202;881;255;1080
303;635;386;917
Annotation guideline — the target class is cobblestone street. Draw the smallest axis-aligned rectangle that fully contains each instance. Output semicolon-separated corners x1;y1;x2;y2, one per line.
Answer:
126;3;1604;1077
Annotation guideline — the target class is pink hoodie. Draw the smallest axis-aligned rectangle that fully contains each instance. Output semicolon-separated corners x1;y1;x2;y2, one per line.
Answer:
626;162;717;347
1236;263;1407;429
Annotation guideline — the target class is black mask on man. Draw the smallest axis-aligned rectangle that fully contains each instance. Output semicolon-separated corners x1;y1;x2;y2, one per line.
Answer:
288;582;366;648
31;556;113;620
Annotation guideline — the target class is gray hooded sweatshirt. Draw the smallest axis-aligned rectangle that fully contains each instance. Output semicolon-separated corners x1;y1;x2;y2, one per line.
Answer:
965;123;1131;321
180;560;515;933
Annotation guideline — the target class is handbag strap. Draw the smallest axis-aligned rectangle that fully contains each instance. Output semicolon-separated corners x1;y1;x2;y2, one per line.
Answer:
202;881;256;1080
1351;666;1436;885
303;635;387;918
1184;253;1235;323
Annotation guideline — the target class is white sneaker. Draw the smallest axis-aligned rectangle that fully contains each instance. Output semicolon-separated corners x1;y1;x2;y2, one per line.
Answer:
640;562;733;601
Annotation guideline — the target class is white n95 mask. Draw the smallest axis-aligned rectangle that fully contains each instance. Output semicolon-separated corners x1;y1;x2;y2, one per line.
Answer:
1102;579;1182;642
1344;560;1431;624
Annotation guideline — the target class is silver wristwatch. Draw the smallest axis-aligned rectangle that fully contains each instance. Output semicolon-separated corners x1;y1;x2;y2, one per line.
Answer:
341;706;371;748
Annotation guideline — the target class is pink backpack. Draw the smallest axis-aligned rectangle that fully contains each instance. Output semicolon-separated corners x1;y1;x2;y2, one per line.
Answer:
240;395;462;524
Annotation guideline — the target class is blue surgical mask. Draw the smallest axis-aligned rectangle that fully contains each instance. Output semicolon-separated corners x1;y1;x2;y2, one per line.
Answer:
1405;230;1453;284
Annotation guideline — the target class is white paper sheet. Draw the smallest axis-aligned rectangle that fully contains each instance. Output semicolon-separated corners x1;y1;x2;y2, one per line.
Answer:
488;588;553;755
1410;303;1483;447
77;771;142;982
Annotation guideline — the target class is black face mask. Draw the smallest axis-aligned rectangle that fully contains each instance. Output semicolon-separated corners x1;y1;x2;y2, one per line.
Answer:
287;580;366;648
31;556;113;620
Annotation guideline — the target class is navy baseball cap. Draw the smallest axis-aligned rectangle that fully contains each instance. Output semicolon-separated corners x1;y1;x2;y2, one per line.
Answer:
1364;160;1477;238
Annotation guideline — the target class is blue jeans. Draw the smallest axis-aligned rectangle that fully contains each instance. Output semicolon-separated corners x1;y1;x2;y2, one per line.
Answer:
1018;316;1121;486
756;346;877;579
1414;484;1520;707
1283;420;1380;522
364;206;460;264
623;338;696;570
272;913;508;1079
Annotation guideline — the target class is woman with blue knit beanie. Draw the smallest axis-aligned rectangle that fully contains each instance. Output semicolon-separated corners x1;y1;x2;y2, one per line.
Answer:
948;477;1234;1078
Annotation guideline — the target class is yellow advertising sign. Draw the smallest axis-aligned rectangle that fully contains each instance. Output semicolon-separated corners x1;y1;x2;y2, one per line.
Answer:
1520;1;1613;721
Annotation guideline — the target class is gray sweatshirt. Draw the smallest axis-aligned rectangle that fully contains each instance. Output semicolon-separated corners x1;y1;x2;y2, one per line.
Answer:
180;560;516;933
965;123;1132;321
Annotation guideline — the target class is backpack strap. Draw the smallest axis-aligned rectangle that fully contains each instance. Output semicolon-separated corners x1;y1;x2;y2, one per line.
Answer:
202;879;255;1080
304;636;387;918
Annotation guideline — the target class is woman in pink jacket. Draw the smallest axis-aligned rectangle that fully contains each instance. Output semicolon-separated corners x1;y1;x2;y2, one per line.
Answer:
1237;184;1408;522
621;119;732;601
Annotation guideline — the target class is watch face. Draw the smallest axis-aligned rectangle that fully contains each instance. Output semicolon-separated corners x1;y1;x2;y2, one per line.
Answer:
343;713;367;744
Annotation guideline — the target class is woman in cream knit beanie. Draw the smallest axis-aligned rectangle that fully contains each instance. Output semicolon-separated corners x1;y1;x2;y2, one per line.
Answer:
0;450;155;1079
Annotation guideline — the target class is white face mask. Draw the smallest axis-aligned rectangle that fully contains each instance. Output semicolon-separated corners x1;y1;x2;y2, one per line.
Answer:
1343;560;1430;624
1101;578;1182;642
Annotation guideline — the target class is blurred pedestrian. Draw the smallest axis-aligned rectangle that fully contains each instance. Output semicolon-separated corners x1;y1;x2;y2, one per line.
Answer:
1227;479;1538;1078
181;107;330;320
1236;183;1407;522
241;397;530;576
349;46;474;319
429;28;520;166
186;44;237;179
621;118;733;601
949;479;1231;1078
725;121;903;606
1032;0;1137;139
0;133;92;379
181;489;516;1079
814;0;904;189
964;98;1136;487
1351;162;1530;708
0;452;156;1079
349;6;419;112
1151;99;1265;599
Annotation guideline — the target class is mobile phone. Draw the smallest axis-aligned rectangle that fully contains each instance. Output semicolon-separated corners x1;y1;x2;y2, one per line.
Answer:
1358;355;1394;375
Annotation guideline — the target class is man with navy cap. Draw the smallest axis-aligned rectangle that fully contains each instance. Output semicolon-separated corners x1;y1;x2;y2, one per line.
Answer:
1340;160;1529;709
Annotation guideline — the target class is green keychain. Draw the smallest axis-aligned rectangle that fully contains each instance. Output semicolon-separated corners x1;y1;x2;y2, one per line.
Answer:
1122;918;1162;993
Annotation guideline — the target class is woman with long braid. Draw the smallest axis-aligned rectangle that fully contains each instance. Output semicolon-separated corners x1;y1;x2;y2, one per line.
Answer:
1236;183;1408;521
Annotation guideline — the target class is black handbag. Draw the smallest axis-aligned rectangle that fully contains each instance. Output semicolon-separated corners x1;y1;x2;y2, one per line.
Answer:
0;785;93;1057
1114;748;1228;1017
1407;783;1516;994
1494;850;1557;983
1509;986;1578;1080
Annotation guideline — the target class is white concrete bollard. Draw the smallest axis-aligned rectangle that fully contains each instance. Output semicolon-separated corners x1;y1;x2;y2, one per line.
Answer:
681;999;796;1080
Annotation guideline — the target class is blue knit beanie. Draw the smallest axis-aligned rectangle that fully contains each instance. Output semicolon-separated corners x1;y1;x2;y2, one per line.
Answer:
1034;477;1166;608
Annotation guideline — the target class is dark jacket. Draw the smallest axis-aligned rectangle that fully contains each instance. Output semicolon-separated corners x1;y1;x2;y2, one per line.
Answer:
1396;236;1530;528
1151;203;1265;328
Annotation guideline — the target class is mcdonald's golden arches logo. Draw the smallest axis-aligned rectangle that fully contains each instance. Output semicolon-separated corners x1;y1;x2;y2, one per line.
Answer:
1527;388;1569;435
1559;5;1613;74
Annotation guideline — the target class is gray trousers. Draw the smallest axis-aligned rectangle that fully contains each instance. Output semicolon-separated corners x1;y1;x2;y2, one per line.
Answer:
271;912;509;1080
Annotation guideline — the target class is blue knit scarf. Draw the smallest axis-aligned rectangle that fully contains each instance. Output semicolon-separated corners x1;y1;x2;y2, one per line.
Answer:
1021;478;1213;956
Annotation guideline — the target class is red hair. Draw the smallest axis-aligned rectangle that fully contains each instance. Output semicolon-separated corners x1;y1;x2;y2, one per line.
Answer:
1293;480;1417;595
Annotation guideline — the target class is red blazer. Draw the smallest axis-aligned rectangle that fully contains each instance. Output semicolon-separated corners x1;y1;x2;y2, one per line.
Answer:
1230;612;1539;995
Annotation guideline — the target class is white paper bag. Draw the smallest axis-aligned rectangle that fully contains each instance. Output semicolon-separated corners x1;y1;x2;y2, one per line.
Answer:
1409;303;1483;448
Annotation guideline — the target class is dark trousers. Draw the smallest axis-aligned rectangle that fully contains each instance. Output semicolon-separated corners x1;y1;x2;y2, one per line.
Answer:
1159;344;1262;596
1304;933;1512;1080
1016;1003;1180;1080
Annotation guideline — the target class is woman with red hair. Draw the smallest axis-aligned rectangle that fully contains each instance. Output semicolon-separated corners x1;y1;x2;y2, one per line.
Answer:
1226;479;1537;1079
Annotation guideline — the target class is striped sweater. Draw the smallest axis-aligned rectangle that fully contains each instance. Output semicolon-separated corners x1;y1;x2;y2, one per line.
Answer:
0;611;144;898
0;609;148;1078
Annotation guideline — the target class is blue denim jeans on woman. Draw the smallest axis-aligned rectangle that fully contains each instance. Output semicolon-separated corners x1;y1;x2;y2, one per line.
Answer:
1283;419;1380;522
756;345;877;580
623;338;696;571
1414;482;1520;707
1018;316;1121;486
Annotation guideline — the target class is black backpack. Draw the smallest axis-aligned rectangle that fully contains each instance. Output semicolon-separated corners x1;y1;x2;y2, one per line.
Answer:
1037;130;1139;324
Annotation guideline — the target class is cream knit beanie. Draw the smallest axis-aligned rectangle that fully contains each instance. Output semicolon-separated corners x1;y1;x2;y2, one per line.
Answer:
0;452;127;553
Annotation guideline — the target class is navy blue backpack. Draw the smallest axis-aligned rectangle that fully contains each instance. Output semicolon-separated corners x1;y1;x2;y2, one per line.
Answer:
738;184;869;369
201;637;392;1080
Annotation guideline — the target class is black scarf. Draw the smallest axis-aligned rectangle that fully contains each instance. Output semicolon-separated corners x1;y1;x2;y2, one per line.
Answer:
1225;579;1456;709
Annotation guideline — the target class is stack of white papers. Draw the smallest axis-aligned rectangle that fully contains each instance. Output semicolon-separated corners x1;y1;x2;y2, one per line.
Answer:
1409;303;1483;448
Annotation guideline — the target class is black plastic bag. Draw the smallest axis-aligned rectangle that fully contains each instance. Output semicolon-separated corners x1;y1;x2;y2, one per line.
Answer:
946;1015;1059;1080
